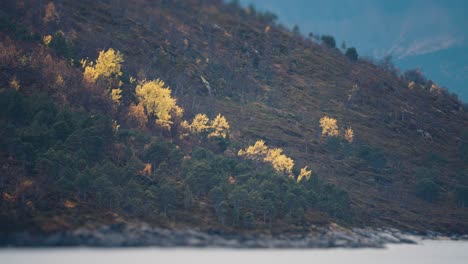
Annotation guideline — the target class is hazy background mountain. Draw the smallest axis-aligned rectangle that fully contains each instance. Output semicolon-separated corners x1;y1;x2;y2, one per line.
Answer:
238;0;468;101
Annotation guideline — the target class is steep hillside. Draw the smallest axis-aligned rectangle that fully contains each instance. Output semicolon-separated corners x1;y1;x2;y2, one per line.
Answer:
1;0;467;235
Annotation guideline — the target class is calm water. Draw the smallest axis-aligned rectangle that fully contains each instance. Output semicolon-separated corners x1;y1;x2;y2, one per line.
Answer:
1;240;467;264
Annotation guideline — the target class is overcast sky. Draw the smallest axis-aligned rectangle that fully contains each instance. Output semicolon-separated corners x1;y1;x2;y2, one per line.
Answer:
238;0;468;101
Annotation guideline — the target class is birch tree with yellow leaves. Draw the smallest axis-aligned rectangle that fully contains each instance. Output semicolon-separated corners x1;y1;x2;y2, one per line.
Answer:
135;79;183;129
81;48;124;105
319;116;339;137
208;114;230;139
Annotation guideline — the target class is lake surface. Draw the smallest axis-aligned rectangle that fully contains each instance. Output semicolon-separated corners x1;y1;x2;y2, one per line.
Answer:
1;240;467;264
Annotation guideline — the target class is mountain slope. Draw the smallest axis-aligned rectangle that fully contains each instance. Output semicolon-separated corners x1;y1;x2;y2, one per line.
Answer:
1;0;467;235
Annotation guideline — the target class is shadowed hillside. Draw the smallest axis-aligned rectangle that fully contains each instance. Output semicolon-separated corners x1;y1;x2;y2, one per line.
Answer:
1;0;467;235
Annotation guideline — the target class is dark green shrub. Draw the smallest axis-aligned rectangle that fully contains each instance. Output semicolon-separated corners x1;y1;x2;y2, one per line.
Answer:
144;141;183;168
292;25;300;35
321;35;336;48
345;47;358;61
326;136;342;152
415;178;439;202
243;212;255;229
50;31;71;58
159;179;178;215
358;145;387;170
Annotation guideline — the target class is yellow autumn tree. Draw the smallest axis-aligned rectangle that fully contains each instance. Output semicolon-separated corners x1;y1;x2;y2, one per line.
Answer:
111;88;122;105
135;79;183;129
297;166;312;183
265;148;295;177
9;77;20;91
179;120;191;138
82;48;124;82
43;35;52;46
81;48;124;105
239;141;294;176
190;113;210;134
209;114;230;139
238;140;268;161
320;116;339;137
139;163;152;176
345;127;354;143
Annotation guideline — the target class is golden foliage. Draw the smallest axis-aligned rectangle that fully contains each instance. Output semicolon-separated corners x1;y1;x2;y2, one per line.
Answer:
81;49;124;106
239;140;294;176
297;166;312;183
82;48;124;83
265;148;295;176
208;114;230;138
181;120;190;129
55;74;64;87
64;200;77;209
190;113;210;134
319;116;339;137
345;127;354;143
238;140;268;161
43;35;52;46
3;192;14;202
111;88;122;105
179;120;191;136
9;77;20;91
92;48;123;80
135;79;183;129
128;103;148;129
187;113;231;139
430;84;442;94
140;163;152;176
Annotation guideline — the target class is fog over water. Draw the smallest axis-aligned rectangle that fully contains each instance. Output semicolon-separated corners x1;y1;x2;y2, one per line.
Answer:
1;240;468;264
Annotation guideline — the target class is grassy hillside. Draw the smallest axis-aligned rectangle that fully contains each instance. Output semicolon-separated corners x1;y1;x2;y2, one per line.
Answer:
0;0;467;235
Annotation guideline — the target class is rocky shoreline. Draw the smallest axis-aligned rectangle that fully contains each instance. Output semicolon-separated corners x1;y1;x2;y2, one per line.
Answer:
1;223;467;248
